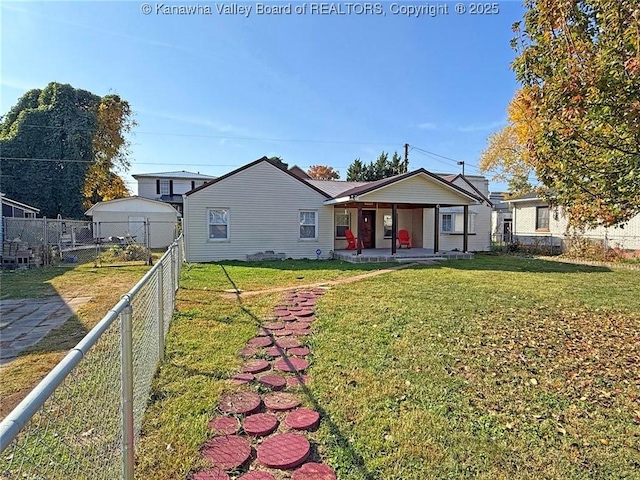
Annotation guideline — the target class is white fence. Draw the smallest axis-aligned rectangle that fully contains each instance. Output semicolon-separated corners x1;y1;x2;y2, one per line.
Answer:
0;235;183;479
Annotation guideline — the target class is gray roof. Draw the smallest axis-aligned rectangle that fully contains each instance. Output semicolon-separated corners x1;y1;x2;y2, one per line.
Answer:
132;171;215;180
304;180;369;197
504;191;542;203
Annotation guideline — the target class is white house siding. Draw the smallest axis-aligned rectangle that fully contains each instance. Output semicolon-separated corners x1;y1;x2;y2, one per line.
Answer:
137;178;207;200
184;162;334;262
513;200;640;250
357;175;475;205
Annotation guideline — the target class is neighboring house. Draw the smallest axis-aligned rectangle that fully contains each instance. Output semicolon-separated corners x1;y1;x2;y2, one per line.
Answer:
1;193;40;241
132;171;215;214
85;197;181;248
505;193;640;251
489;192;512;242
183;157;491;262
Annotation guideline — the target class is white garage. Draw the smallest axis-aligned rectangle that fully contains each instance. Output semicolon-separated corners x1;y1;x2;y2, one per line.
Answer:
85;197;181;248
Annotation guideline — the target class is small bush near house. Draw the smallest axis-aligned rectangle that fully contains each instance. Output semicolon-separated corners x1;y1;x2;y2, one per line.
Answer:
563;235;628;263
98;244;149;263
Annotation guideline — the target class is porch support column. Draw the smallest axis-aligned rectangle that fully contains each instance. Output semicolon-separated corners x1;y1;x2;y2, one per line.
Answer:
463;204;469;252
357;204;363;255
433;205;440;253
391;203;397;255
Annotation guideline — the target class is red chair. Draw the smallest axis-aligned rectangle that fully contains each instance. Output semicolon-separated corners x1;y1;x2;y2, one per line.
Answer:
397;229;412;249
345;229;361;250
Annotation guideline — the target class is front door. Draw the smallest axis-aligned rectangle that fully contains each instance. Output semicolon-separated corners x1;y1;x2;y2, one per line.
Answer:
361;211;375;248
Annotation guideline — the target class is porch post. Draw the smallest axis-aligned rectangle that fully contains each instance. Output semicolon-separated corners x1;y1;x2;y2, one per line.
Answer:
463;204;469;252
357;204;363;255
391;203;397;255
433;205;440;253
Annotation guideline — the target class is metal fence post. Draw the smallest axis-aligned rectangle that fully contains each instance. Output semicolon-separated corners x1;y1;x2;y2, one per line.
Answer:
157;263;164;363
170;245;176;302
120;301;134;480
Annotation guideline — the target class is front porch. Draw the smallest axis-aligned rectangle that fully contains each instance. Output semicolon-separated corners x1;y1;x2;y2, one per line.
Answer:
333;248;474;263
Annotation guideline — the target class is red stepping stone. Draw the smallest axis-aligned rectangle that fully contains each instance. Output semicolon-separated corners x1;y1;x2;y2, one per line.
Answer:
219;392;262;415
292;463;336;480
243;413;279;436
285;322;309;331
274;308;289;316
264;322;285;330
243;359;271;374
192;468;230;480
288;347;310;356
273;329;292;337
281;315;297;323
275;310;293;318
312;289;326;295
240;347;257;357
248;337;273;348
287;375;311;387
296;309;314;317
275;357;309;373
264;346;287;357
238;472;276;480
275;337;302;349
230;373;254;385
202;435;251;469
287;329;311;337
256;327;271;337
257;433;310;469
209;416;240;435
258;374;287;390
288;306;303;312
285;408;320;430
264;392;301;411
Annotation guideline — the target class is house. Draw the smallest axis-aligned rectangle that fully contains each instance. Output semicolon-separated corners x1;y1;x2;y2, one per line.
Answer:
1;193;40;242
489;192;512;242
85;197;181;248
505;193;640;251
183;157;491;262
132;171;215;214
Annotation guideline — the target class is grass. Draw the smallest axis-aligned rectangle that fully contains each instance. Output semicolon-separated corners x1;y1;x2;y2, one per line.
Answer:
0;260;157;418
137;256;640;479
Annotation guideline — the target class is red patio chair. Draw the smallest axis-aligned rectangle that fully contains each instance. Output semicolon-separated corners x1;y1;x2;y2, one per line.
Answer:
345;229;361;250
397;229;412;249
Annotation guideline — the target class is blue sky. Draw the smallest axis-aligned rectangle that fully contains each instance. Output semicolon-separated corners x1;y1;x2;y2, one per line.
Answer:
2;1;525;193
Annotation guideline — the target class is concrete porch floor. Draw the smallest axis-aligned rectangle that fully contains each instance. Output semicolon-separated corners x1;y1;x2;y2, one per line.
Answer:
333;248;474;263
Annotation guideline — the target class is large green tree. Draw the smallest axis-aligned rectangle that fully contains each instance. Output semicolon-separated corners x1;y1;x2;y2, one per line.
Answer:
0;83;134;218
346;151;408;181
511;0;640;227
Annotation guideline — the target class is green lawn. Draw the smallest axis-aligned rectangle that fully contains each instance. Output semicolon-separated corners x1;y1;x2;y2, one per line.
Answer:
137;256;640;479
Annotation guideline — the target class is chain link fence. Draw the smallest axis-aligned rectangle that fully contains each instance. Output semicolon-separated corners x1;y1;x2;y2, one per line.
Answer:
2;217;180;267
0;235;183;479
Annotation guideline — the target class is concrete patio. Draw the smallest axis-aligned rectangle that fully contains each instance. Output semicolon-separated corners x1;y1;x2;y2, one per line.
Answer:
332;248;474;263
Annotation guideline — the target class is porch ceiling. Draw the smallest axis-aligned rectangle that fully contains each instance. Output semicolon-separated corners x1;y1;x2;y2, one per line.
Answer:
330;201;470;209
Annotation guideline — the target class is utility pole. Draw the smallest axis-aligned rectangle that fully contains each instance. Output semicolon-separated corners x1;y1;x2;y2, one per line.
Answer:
457;160;465;176
404;143;409;171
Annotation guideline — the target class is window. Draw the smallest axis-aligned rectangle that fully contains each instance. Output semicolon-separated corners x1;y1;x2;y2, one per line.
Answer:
441;214;453;233
299;211;317;240
159;180;170;195
336;213;350;238
441;211;476;234
536;206;549;231
383;214;393;238
208;209;229;240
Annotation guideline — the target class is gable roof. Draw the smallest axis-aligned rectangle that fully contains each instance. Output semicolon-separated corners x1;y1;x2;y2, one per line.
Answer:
84;196;182;216
132;171;215;180
445;174;493;206
503;191;543;203
288;165;311;180
185;157;332;198
0;193;40;213
305;180;368;197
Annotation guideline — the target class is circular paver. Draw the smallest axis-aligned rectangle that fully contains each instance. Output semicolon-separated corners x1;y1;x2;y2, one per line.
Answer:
258;374;287;390
286;375;311;387
248;337;273;348
202;435;251;469
285;408;320;430
209;416;241;435
230;373;255;385
243;413;279;436
192;468;230;480
286;328;311;337
218;391;262;415
243;359;271;374
288;347;310;356
285;322;309;331
264;346;286;357
274;308;289;316
274;357;309;373
273;329;292;337
257;433;310;469
292;463;336;480
240;347;257;357
281;315;297;322
296;309;314;318
276;311;293;319
275;337;302;349
256;327;271;337
264;322;285;330
238;472;276;480
264;392;301;411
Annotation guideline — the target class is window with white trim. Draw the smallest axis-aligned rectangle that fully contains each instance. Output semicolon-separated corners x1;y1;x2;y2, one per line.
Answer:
440;210;476;234
159;179;170;195
335;213;350;238
441;214;453;233
299;211;317;240
383;214;393;238
208;209;229;240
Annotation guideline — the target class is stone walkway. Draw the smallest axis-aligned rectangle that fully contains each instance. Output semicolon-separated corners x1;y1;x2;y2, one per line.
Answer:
0;297;91;365
192;288;336;479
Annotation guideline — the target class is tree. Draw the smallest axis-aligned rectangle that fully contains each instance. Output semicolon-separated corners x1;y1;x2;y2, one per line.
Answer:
346;151;408;181
0;83;134;218
307;165;340;180
510;0;640;227
267;156;288;170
